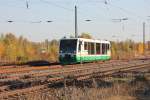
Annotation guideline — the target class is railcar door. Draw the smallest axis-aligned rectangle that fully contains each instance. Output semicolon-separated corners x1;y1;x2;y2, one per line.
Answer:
77;40;84;63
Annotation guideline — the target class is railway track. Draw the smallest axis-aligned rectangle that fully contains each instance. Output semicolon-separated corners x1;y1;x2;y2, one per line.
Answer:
0;67;150;100
0;59;150;99
0;60;118;74
0;59;149;87
0;60;122;81
0;60;144;86
0;59;145;79
0;61;123;90
0;65;62;74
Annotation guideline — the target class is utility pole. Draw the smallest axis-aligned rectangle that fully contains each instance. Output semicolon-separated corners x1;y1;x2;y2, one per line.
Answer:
143;22;145;55
75;5;78;38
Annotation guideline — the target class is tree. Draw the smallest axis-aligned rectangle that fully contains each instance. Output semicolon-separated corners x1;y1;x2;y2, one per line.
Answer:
0;41;5;58
138;43;144;54
79;33;92;39
48;40;59;62
3;33;18;61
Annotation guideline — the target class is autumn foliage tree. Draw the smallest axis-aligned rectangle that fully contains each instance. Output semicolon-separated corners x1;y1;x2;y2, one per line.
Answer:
0;33;59;64
48;39;59;62
111;39;141;59
0;41;5;59
79;33;92;39
0;33;149;64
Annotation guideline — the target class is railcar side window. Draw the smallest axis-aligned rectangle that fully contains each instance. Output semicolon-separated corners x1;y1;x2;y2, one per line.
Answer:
84;42;88;50
108;44;110;50
102;43;104;54
88;42;91;54
96;43;100;54
102;43;107;54
102;43;110;55
107;44;110;51
87;42;110;55
100;43;102;54
107;44;109;50
91;43;95;54
87;42;94;55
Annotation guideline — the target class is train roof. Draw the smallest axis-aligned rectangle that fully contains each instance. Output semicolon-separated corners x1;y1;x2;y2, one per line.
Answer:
60;38;110;43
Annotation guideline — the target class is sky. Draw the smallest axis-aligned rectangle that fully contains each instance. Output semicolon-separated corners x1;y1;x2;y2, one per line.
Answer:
0;0;150;42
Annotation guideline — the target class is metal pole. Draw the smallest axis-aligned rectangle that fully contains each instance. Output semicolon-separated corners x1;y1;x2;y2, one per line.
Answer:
75;5;78;38
143;22;145;55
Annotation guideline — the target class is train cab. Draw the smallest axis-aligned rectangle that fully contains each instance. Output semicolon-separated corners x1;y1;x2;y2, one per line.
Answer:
59;38;78;64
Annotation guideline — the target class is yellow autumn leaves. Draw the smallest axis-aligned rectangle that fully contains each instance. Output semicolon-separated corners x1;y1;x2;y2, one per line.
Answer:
0;33;149;64
0;33;59;63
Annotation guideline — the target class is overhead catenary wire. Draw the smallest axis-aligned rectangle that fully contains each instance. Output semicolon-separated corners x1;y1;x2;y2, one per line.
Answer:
0;0;122;23
107;2;145;20
0;0;147;24
39;0;101;21
0;20;54;24
0;0;148;42
86;0;146;22
40;0;74;12
0;0;26;9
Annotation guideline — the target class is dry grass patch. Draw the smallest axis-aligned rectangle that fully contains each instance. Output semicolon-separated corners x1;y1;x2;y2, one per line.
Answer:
16;75;150;100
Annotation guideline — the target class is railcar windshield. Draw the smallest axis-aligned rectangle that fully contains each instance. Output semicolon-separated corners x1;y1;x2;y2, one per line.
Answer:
59;39;77;53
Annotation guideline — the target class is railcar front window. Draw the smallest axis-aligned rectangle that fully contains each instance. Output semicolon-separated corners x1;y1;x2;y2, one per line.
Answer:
60;39;77;53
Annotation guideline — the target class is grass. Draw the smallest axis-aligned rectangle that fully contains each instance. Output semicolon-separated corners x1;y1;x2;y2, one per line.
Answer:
15;74;150;100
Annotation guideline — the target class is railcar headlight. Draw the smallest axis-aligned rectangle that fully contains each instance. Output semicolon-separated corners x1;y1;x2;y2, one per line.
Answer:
59;50;62;53
73;50;76;54
71;54;74;57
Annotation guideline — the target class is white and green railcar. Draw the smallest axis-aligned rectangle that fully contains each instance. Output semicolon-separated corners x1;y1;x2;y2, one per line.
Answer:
59;38;111;64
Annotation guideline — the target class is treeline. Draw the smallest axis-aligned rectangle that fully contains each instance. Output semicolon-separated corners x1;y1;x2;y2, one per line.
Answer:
0;33;149;64
111;40;148;59
0;33;58;64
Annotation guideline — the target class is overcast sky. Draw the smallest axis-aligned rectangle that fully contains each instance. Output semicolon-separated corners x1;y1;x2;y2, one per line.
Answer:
0;0;150;42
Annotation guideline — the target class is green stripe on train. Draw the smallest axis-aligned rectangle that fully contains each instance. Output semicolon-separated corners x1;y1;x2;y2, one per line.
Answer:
59;55;111;64
76;55;110;62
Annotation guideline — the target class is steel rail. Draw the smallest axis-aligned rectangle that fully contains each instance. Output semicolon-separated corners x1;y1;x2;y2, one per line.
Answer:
0;59;150;91
0;59;128;75
0;60;124;80
0;60;150;99
0;59;148;80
